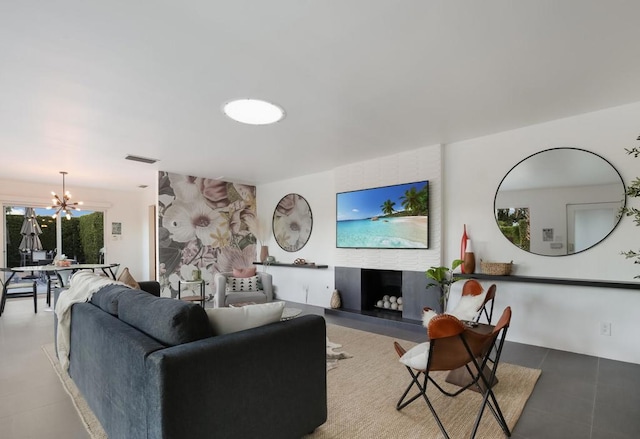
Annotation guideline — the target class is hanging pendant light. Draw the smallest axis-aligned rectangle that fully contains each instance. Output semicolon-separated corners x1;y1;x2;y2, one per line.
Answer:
47;171;83;220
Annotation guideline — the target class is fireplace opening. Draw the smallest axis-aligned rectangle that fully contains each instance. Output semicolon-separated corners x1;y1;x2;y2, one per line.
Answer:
361;269;402;312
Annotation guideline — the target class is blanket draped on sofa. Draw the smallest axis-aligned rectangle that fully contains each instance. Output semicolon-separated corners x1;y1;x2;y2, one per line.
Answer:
55;271;127;371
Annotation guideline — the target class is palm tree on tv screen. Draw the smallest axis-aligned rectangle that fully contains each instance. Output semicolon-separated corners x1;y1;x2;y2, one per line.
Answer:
400;186;428;216
380;200;395;216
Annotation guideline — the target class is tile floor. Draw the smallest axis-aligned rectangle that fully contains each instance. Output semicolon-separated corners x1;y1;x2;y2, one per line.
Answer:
1;296;639;438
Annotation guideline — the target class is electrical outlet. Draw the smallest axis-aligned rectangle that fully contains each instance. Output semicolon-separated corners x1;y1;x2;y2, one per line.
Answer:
600;322;612;336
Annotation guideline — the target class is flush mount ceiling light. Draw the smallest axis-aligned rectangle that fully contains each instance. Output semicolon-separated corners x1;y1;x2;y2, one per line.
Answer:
223;99;285;125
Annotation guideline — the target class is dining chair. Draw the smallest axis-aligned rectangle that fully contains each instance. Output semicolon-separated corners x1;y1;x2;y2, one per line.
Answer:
394;307;512;438
0;268;38;316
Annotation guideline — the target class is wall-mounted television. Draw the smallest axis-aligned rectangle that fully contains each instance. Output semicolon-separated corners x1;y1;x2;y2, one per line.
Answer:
336;180;429;249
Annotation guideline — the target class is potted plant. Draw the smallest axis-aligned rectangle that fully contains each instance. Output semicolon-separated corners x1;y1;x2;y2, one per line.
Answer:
622;142;640;278
426;259;463;313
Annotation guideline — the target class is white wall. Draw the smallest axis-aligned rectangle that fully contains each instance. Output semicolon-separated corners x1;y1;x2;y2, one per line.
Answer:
0;179;153;281
257;146;443;307
334;145;443;271
258;171;336;307
444;101;640;363
257;101;640;364
13;102;634;362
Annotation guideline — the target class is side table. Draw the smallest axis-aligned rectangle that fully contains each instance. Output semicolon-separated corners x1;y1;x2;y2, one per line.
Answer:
178;279;205;307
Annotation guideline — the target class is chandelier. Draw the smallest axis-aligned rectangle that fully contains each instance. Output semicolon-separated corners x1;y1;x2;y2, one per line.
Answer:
47;171;83;220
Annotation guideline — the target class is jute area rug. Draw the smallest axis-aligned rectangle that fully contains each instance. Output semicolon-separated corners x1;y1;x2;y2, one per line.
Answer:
304;324;541;439
43;324;541;439
42;344;107;439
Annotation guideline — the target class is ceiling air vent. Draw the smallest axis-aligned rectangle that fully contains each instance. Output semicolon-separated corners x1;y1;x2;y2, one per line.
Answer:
125;154;158;164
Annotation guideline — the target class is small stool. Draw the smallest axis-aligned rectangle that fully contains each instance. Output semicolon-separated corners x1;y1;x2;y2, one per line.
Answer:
178;279;205;307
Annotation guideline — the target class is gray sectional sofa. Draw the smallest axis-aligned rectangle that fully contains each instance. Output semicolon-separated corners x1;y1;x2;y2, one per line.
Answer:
64;283;327;439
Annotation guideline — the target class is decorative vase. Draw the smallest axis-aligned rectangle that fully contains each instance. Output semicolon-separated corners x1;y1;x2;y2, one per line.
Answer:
441;285;450;313
460;225;469;274
260;246;269;263
330;290;342;309
463;239;476;274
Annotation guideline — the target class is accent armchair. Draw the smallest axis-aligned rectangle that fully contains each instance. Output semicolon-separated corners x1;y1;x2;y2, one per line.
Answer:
213;271;273;308
394;307;513;438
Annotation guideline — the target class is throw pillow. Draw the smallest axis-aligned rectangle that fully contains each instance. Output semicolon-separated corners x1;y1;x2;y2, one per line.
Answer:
117;267;140;290
226;275;258;292
205;301;285;335
422;309;438;328
232;266;257;278
399;342;431;370
449;291;487;321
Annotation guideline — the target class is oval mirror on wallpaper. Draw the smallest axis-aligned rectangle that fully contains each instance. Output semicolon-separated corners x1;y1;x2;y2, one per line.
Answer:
272;193;313;252
494;148;626;256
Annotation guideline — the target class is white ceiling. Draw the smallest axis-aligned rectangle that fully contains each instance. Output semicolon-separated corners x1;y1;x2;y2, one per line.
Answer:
2;1;640;192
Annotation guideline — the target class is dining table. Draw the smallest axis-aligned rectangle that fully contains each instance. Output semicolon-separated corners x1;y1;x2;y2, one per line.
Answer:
7;263;120;288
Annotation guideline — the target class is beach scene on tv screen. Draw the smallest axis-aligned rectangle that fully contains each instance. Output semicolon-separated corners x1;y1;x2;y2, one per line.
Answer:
336;181;429;249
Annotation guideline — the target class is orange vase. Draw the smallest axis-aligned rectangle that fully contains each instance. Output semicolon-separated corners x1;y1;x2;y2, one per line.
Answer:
463;239;476;274
460;225;469;274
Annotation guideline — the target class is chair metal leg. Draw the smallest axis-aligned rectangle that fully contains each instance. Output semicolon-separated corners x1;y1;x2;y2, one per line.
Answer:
396;367;426;410
421;388;450;439
396;367;451;439
469;331;511;438
0;289;6;316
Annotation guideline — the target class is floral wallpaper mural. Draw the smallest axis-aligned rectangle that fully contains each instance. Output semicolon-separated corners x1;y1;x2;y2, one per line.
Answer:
158;171;258;299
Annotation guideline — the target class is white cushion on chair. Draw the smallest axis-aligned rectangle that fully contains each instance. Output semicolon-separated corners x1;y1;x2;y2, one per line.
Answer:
449;291;487;321
422;309;438;328
399;342;431;370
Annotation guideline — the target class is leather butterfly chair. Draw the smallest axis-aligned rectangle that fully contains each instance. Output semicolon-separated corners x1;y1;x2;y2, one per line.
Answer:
475;283;496;324
393;307;512;439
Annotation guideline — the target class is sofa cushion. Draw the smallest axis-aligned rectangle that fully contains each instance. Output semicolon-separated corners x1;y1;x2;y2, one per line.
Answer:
226;275;258;292
225;291;268;306
118;292;213;346
205;301;285;335
91;284;140;315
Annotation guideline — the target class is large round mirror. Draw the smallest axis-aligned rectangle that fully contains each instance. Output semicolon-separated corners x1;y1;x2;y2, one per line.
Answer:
494;148;626;256
273;193;313;252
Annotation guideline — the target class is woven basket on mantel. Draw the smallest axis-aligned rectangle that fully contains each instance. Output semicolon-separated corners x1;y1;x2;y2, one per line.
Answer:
480;260;513;276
